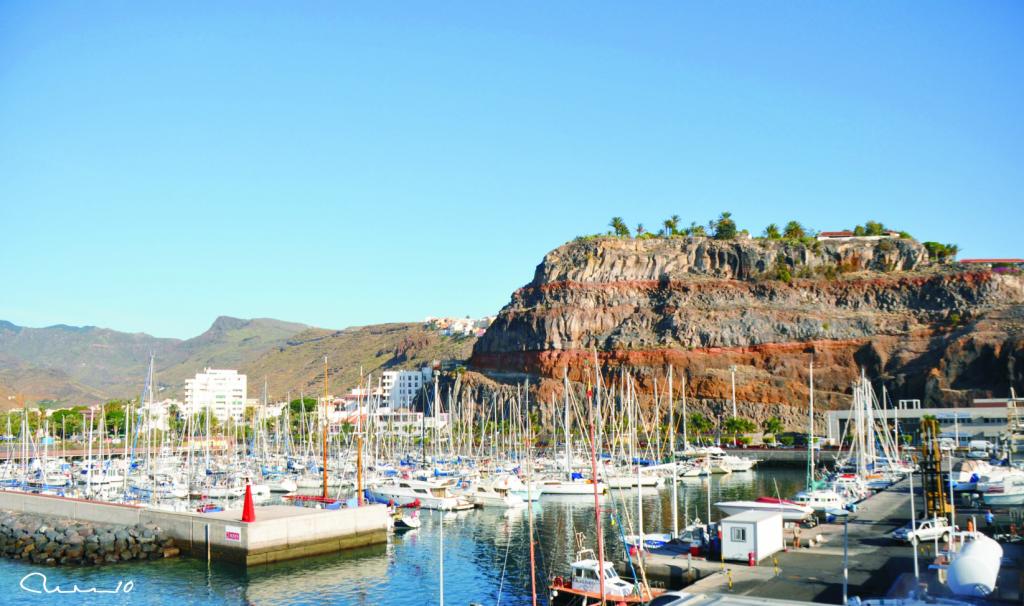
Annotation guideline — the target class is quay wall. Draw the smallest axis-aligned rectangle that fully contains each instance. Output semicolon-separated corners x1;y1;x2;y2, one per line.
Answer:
0;491;388;566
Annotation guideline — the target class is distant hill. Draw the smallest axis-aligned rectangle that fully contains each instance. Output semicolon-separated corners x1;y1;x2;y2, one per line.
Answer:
241;323;476;400
0;316;309;407
0;317;476;408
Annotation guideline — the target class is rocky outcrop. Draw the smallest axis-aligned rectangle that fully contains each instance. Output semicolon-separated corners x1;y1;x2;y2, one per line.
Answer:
470;236;1024;428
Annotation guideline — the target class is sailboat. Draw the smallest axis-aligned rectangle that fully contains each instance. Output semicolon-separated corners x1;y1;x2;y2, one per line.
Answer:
793;360;853;512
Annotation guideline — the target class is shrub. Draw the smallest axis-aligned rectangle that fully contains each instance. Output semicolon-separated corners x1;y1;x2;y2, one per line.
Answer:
779;435;795;446
775;265;792;283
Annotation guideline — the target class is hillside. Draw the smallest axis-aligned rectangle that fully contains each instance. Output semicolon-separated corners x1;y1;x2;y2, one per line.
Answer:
0;317;309;406
470;236;1024;429
240;323;477;399
0;317;476;407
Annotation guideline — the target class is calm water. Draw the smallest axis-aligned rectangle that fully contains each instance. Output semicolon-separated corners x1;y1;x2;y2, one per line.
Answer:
0;468;804;606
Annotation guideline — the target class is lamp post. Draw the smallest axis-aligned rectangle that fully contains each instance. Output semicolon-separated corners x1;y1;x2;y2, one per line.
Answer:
828;508;855;606
729;365;737;419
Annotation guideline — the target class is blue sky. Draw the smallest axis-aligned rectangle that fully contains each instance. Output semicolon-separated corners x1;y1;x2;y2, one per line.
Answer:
1;2;1021;338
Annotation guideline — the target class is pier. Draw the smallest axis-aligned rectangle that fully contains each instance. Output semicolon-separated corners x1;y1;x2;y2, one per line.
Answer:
625;479;1024;604
0;490;388;567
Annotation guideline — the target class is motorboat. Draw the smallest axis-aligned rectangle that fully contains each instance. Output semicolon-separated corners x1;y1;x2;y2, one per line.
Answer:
538;474;608;496
550;548;662;603
982;474;1024;506
792;488;848;512
367;478;474;510
623;532;673;550
265;474;298;493
715;496;814;521
468;476;526;508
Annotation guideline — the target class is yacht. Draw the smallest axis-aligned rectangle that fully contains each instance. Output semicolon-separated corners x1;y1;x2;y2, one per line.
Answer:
367;478;474;510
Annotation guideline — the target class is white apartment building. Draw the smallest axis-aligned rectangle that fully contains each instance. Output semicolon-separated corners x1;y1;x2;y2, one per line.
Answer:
381;369;431;410
184;368;248;422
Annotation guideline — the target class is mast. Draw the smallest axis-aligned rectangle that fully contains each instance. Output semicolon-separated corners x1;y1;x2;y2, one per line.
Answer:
669;366;678;538
526;384;538;606
563;369;571;479
587;384;606;603
322;356;329;500
357;369;364;506
807;359;815;489
682;375;688;451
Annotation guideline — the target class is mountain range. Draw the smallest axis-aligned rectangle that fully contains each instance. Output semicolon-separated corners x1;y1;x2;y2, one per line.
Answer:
0;317;476;408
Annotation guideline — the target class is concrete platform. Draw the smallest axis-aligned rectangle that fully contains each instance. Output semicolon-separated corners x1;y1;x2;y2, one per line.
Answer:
628;480;922;603
0;490;388;567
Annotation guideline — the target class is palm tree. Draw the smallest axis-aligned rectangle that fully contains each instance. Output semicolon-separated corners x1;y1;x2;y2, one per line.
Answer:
763;416;784;444
783;220;806;240
724;416;755;445
609;217;630;237
763;223;781;240
685;222;707;237
664;215;680;236
636;223;646;236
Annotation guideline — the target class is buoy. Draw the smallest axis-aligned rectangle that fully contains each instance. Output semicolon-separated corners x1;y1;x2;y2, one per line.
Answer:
242;483;256;523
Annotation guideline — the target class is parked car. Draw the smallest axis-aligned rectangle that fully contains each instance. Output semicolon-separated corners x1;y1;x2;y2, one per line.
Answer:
891;517;954;545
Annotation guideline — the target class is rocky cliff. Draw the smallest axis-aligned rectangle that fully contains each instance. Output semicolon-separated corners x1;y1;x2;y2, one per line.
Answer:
470;236;1024;428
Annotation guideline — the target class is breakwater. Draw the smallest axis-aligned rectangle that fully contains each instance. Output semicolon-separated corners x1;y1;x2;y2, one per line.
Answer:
0;510;179;566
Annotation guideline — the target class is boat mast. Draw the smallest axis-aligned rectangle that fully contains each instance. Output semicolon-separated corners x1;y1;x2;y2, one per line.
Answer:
563;369;571;480
587;383;606;603
322;356;329;500
357;369;364;506
807;359;814;489
669;365;678;538
526;385;538;606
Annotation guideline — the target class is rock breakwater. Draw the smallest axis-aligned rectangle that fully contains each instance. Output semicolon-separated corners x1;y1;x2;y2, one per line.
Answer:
0;511;179;566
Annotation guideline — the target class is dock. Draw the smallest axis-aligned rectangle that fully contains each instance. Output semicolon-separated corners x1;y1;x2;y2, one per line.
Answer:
626;479;1024;604
0;490;388;567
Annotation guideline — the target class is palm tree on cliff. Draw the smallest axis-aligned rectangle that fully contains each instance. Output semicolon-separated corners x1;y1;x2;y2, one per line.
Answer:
663;215;680;236
763;223;781;240
609;217;630;237
783;220;806;240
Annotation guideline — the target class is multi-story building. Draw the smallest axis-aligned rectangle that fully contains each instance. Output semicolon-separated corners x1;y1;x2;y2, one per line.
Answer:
183;368;248;422
380;369;431;410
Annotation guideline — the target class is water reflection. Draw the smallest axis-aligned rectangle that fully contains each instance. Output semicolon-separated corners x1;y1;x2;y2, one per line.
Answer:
0;468;805;605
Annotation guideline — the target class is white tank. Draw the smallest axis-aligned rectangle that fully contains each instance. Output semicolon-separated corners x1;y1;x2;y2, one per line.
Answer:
947;533;1003;597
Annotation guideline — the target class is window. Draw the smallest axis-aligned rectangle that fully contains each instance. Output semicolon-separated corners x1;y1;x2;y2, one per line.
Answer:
730;527;747;542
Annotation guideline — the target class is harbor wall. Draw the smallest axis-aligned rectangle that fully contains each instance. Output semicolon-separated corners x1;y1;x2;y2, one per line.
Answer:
0;491;388;566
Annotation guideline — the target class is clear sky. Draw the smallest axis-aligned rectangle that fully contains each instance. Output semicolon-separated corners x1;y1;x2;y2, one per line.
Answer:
1;2;1021;338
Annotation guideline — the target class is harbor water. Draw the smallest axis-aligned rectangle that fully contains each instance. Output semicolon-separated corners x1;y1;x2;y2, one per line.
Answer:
0;468;805;605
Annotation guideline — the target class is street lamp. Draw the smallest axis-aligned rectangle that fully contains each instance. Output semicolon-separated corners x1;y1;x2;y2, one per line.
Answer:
729;365;737;419
827;508;856;606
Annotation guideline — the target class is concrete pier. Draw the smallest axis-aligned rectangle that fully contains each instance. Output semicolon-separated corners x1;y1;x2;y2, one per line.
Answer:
626;479;1024;604
0;490;388;567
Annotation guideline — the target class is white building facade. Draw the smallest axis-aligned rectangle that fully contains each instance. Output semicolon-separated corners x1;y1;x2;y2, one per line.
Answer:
380;369;431;410
184;368;248;422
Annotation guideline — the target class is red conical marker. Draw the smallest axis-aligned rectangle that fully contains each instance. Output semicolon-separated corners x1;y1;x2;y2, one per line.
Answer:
242;483;256;523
